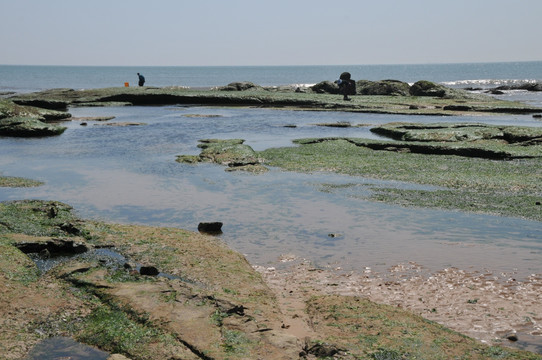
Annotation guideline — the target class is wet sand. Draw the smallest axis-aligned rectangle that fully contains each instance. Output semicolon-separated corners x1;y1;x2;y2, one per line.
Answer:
256;256;542;354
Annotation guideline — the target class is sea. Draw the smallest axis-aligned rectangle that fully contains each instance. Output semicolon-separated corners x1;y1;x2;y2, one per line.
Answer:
1;61;542;279
0;61;540;93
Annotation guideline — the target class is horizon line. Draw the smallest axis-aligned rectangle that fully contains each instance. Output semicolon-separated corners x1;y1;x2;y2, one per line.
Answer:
1;60;541;68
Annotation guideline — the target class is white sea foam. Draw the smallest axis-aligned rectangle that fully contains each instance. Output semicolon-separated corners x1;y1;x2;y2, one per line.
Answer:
267;83;316;89
442;78;538;89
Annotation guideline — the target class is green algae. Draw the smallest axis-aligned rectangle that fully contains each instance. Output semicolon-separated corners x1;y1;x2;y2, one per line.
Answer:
0;175;43;188
258;124;542;221
307;295;542;360
176;138;268;172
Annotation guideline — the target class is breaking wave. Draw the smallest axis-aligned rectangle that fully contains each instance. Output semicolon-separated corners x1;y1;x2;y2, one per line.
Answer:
442;78;539;89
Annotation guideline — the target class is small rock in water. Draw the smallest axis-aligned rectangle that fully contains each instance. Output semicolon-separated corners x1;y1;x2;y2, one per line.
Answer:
198;222;223;234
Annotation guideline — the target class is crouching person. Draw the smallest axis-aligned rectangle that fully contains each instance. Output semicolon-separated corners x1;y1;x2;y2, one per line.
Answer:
336;72;356;100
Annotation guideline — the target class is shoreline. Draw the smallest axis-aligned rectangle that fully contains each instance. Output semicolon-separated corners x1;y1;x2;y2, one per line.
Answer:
1;200;541;358
256;257;542;354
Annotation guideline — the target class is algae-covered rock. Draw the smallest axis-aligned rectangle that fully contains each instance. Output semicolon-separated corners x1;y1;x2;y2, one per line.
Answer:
178;139;267;172
371;122;542;145
1;98;71;121
0;174;43;188
409;80;487;101
0;99;69;137
216;81;263;91
198;139;260;164
409;80;448;97
494;82;542;92
0;200;80;236
357;79;411;96
12;98;69;111
0;116;66;137
311;80;340;94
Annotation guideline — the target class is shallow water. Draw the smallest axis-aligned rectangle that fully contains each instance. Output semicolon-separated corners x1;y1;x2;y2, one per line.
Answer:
25;336;109;360
1;105;542;278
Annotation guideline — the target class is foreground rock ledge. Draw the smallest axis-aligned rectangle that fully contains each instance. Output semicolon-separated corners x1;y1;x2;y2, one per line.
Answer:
1;200;540;359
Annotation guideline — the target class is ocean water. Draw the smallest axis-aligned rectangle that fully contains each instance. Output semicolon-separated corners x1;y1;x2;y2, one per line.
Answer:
1;61;542;92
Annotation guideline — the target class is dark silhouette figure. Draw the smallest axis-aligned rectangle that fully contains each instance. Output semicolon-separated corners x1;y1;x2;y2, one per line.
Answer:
137;73;145;87
336;72;356;100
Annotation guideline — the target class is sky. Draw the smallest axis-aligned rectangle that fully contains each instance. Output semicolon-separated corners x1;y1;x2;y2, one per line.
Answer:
1;0;541;67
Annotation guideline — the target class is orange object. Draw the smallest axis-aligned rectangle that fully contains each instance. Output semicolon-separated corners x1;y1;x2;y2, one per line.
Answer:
124;82;129;87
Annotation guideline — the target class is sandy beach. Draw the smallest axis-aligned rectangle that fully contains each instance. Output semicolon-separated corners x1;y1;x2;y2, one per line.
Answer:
256;256;542;353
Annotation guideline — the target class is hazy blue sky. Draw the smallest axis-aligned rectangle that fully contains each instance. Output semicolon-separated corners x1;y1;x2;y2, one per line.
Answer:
1;0;541;66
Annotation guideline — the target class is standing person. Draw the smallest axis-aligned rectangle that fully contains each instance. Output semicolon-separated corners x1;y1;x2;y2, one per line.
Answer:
336;72;356;100
137;73;145;87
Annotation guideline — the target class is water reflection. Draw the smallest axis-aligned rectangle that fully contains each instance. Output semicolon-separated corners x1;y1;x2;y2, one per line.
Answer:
25;337;109;360
1;106;541;278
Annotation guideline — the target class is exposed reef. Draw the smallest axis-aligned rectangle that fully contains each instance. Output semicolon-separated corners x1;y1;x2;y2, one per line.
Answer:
0;99;68;137
176;139;268;173
9;80;541;115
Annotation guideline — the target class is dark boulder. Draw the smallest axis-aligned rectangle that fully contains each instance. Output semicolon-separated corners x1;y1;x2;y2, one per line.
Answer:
311;81;339;94
486;89;505;95
495;82;542;92
139;265;160;276
15;238;88;256
524;83;542;91
198;222;223;235
357;79;411;96
409;80;447;97
217;82;263;91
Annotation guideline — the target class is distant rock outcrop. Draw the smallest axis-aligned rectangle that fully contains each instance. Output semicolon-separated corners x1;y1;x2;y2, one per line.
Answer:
357;79;411;96
494;82;542;92
0;99;69;137
216;81;263;91
410;80;487;100
0;116;67;137
312;79;411;96
409;80;448;97
311;81;340;94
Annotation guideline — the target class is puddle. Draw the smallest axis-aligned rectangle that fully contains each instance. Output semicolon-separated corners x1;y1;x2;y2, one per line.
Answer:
502;332;542;355
22;243;193;283
25;336;109;360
